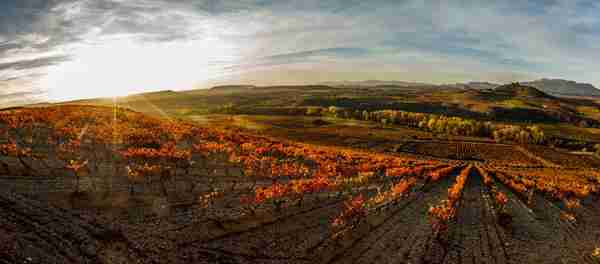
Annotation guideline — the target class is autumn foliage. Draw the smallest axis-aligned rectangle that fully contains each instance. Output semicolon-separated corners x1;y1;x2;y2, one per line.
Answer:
428;165;471;237
0;105;440;208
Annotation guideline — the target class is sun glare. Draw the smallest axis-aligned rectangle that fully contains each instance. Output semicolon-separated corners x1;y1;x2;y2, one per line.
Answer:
42;35;239;102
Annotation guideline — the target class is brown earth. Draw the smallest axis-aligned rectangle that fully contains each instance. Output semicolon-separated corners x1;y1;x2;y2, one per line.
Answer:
2;164;600;263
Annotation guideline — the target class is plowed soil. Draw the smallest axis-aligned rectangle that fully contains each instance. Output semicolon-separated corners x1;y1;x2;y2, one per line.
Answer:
3;166;599;264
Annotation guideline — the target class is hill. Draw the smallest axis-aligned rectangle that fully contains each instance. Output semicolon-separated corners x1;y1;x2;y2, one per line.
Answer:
493;83;553;98
208;85;256;92
320;80;433;87
448;82;500;90
3;105;600;263
523;78;600;97
34;81;600;132
320;79;600;98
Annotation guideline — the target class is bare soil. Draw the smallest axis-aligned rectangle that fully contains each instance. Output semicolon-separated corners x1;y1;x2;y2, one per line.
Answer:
3;163;599;263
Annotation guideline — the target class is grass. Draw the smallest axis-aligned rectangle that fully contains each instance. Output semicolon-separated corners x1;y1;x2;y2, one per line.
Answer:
501;99;537;109
577;106;600;119
539;123;600;141
225;115;493;151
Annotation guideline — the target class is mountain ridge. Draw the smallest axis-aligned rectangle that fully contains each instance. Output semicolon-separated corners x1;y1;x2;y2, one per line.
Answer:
522;78;600;97
319;79;600;97
493;83;553;99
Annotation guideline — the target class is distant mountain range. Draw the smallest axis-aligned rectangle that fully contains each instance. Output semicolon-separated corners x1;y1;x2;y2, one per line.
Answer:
319;80;432;87
521;79;600;97
446;82;499;90
321;79;600;97
493;83;554;99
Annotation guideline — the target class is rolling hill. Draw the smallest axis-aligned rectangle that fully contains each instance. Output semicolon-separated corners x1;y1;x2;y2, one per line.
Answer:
320;79;600;97
522;78;600;97
493;83;553;98
43;81;599;130
320;80;433;87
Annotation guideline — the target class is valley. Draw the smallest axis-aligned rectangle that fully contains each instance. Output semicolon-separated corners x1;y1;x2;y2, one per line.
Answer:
2;83;600;263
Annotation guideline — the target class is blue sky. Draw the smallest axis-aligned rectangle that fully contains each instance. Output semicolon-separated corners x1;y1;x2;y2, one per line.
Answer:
1;0;600;106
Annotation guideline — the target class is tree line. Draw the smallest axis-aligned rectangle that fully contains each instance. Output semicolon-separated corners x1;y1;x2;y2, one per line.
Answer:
306;107;546;145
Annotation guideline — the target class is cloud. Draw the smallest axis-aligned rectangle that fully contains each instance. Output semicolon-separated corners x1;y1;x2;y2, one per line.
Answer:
0;83;45;108
0;91;42;101
223;47;371;73
263;47;369;60
0;55;70;71
0;41;23;56
2;0;600;106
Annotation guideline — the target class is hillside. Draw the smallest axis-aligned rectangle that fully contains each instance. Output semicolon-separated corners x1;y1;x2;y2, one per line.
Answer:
493;83;553;98
447;82;500;90
320;80;433;87
208;85;256;92
0;190;140;263
43;82;600;141
523;79;600;97
319;79;600;98
2;105;600;263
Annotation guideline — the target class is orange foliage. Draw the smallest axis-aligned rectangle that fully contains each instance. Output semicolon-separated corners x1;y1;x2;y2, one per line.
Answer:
428;165;471;235
428;166;455;182
495;191;508;207
332;194;367;228
448;166;470;203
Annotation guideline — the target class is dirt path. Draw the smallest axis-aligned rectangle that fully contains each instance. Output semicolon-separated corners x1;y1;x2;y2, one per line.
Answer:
443;167;508;264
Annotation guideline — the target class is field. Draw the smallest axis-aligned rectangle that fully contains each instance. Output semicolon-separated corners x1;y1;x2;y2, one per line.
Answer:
1;104;600;264
55;84;600;135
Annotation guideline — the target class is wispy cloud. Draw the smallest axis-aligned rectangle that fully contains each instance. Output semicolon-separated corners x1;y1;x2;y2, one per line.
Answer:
2;0;600;106
0;55;69;71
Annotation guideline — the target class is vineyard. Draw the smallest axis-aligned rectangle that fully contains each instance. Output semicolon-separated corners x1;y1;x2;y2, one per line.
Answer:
522;144;600;168
1;105;600;263
400;141;545;166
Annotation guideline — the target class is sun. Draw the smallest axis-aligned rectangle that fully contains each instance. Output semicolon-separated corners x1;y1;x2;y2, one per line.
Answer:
42;35;239;102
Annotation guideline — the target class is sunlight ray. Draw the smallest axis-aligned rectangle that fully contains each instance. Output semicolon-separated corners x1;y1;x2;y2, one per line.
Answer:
135;95;172;121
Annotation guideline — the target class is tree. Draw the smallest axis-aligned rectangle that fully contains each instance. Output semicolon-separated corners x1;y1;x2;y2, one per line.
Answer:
306;107;322;116
362;110;370;121
517;130;531;145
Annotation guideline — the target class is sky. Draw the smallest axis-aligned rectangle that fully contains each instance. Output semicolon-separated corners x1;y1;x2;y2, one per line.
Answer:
1;0;600;107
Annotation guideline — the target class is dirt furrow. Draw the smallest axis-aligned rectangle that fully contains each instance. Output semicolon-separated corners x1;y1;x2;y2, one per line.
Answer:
444;167;510;264
0;191;141;264
177;192;373;262
380;178;457;264
317;175;456;264
172;195;344;247
479;187;509;264
528;193;594;264
489;172;595;263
